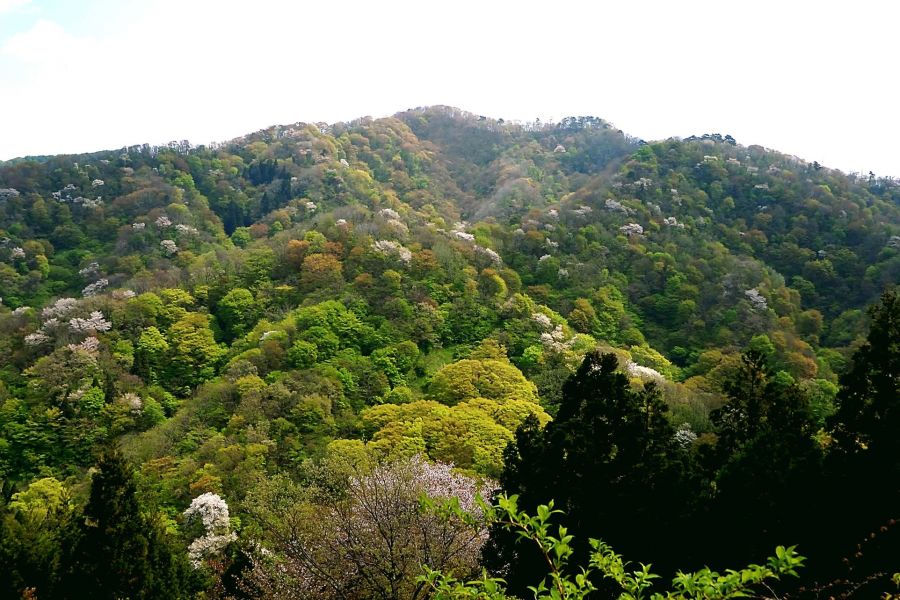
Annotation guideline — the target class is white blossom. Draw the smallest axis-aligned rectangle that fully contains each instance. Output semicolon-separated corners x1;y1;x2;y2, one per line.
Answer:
25;332;51;346
745;288;768;311
69;311;112;333
540;324;575;352
161;239;179;255
340;158;350;167
12;306;31;316
131;222;146;230
673;423;698;448
475;246;502;265
538;254;551;262
78;262;100;277
0;188;20;199
175;223;198;235
91;179;105;187
452;230;475;242
619;223;644;237
626;361;665;381
111;289;136;300
184;492;236;567
68;336;101;354
155;215;172;228
531;312;553;330
42;298;78;319
547;208;559;219
336;218;348;227
373;240;412;264
82;278;109;297
305;201;317;211
119;392;143;413
605;198;633;215
572;205;593;216
10;246;25;259
379;208;401;220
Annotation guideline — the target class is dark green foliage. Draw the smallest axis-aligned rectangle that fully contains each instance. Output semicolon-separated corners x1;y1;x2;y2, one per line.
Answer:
60;450;197;599
495;351;693;593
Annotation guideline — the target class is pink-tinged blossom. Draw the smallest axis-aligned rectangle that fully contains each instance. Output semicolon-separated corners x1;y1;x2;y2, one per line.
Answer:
42;298;78;319
155;215;172;228
67;336;101;354
245;455;494;600
69;311;112;333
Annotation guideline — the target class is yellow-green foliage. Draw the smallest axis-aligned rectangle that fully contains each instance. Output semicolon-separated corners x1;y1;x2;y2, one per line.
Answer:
428;357;539;406
361;396;549;477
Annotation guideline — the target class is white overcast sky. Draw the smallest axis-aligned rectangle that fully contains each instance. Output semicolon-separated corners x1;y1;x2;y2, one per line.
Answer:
1;0;898;177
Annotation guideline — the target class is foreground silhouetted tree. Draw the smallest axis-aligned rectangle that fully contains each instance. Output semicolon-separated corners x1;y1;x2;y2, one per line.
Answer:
61;449;196;599
493;351;695;594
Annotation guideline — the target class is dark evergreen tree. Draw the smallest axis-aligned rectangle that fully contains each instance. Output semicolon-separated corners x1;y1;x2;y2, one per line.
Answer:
492;351;695;594
61;449;196;600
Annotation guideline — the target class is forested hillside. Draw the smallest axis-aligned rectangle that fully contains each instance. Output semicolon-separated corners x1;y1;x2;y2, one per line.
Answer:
0;106;898;599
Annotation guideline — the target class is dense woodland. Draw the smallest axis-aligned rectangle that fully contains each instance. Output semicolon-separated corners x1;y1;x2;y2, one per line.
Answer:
0;106;898;599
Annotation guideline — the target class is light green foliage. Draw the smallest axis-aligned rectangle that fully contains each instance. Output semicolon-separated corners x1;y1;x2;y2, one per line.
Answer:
287;339;318;368
217;287;258;339
421;494;805;600
165;312;225;390
361;396;549;475
429;356;539;406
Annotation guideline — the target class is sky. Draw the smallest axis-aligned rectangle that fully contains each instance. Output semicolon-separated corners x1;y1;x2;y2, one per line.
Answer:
1;0;898;177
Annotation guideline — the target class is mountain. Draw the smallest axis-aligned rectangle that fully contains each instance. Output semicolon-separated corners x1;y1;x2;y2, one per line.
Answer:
0;106;898;598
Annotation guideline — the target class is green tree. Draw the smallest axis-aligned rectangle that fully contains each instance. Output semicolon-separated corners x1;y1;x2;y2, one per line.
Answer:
217;287;258;340
61;450;196;599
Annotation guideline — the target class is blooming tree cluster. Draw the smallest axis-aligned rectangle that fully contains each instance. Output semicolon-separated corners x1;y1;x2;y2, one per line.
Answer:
626;360;665;382
82;279;109;297
245;455;494;600
183;492;237;567
372;239;412;264
160;240;179;255
619;223;644;237
745;288;768;311
69;311;113;333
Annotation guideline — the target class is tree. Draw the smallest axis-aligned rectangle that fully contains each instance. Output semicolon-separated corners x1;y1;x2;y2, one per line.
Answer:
217;288;259;340
165;313;225;392
829;287;900;459
495;351;691;592
428;356;539;406
61;450;196;599
241;455;494;600
422;494;806;600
